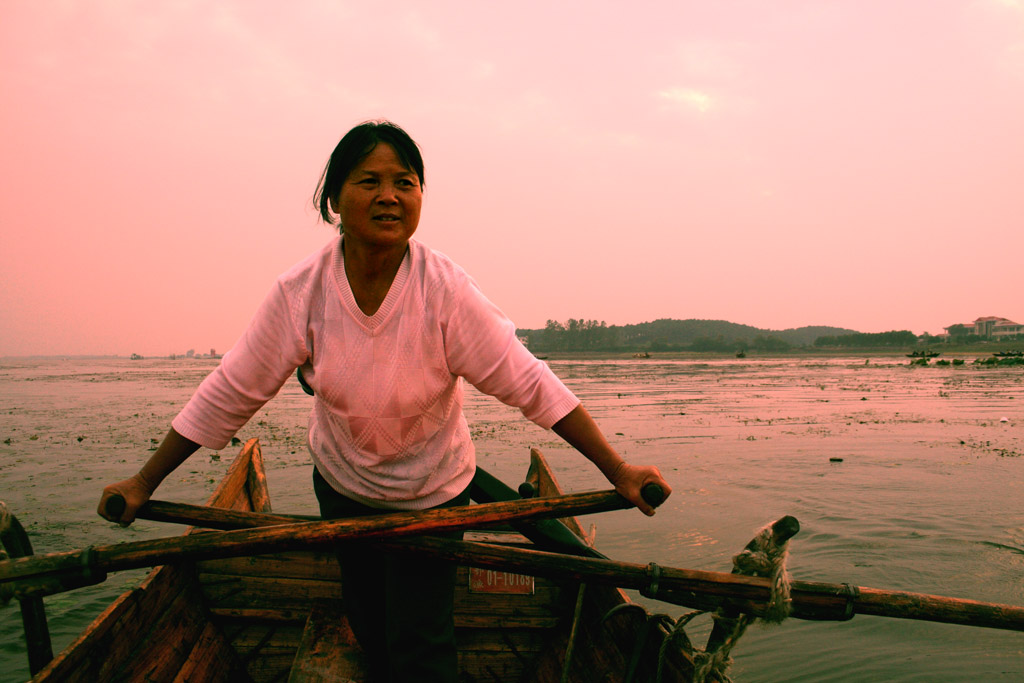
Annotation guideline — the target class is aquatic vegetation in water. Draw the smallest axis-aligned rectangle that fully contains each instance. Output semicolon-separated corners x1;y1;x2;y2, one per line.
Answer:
972;355;1024;367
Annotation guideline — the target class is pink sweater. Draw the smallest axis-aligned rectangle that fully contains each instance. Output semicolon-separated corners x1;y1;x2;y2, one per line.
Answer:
172;237;579;509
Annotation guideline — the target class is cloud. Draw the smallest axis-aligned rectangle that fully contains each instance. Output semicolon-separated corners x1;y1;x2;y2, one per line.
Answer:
658;86;715;113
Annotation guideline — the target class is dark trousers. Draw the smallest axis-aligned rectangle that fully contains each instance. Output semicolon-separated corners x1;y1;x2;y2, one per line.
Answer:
313;468;470;683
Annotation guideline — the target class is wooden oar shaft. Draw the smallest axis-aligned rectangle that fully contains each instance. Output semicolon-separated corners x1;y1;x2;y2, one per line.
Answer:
124;502;1024;632
382;537;1024;632
851;586;1024;630
128;499;316;529
106;483;666;527
0;489;635;585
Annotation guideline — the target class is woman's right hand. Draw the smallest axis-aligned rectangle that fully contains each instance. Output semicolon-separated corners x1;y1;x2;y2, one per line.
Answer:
97;475;154;527
97;428;200;526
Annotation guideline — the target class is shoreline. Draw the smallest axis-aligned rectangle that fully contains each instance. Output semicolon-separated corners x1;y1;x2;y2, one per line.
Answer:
533;344;1023;361
3;340;1021;363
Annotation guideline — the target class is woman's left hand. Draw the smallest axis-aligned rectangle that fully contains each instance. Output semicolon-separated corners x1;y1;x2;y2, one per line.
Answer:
609;462;672;516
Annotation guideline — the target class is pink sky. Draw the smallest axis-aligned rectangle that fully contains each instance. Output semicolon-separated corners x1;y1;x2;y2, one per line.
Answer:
2;1;1022;357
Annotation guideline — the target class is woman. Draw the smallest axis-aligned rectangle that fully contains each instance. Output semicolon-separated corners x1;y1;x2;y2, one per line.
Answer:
98;120;671;682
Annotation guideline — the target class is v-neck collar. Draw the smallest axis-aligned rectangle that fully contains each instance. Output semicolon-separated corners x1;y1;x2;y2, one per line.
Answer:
333;236;412;330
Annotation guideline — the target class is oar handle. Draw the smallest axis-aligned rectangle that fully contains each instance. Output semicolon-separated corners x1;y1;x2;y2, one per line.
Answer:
641;483;666;508
103;494;132;521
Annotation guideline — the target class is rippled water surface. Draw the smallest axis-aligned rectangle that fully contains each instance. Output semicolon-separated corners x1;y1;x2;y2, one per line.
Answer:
1;356;1022;681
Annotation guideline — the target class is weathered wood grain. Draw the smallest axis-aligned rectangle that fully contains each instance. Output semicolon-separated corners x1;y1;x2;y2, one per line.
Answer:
31;563;193;682
201;573;343;610
172;621;250;683
288;600;367;682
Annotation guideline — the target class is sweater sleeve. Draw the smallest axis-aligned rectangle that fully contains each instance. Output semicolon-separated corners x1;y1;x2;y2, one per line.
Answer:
445;275;579;429
172;280;309;450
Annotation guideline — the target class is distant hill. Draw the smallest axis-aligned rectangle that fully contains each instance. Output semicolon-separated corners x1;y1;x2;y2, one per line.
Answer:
770;325;862;346
517;318;860;352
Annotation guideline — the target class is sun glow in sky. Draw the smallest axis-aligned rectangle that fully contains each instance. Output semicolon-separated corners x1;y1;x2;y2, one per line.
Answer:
1;0;1022;356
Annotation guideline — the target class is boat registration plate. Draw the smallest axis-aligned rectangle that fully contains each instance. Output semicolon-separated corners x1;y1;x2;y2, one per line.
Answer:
468;568;535;594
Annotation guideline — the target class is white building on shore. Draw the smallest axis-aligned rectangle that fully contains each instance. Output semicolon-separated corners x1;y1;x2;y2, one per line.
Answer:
943;316;1024;339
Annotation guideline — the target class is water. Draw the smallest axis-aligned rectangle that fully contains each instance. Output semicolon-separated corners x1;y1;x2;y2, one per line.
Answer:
1;356;1022;681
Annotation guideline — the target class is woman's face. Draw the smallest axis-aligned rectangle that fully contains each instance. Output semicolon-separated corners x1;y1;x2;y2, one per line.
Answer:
331;143;423;253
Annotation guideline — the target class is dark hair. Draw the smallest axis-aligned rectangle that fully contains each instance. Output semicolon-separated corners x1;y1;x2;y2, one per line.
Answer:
313;120;425;226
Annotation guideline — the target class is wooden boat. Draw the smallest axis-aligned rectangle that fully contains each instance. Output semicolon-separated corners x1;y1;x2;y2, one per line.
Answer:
11;447;1023;681
23;439;696;682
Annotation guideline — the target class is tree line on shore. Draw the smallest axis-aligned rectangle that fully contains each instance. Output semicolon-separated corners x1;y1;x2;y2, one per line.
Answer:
518;318;924;353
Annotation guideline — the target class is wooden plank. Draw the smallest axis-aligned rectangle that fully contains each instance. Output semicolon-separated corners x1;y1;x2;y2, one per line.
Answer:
198;550;339;580
246;440;272;514
454;626;545;653
30;583;141;682
288;599;368;682
32;562;193;682
210;607;310;623
201;573;343;611
207;438;258;510
455;583;564;625
530;447;587;538
109;576;210;681
458;650;531;682
454;627;547;681
455;588;563;620
216;620;305;683
247;654;304;683
218;621;305;652
172;621;251;683
454;614;561;629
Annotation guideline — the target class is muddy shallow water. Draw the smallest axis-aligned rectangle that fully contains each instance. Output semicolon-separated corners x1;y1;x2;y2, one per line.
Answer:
1;356;1021;681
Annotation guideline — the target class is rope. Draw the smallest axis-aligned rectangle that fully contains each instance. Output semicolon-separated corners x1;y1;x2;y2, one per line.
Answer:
653;520;795;682
655;610;700;682
731;523;793;623
0;502;12;537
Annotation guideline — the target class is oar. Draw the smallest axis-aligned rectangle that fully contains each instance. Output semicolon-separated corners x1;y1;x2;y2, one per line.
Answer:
381;536;1024;633
73;499;1024;632
0;485;663;593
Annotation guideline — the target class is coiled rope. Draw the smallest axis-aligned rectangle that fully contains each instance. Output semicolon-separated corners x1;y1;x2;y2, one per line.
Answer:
656;521;794;683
